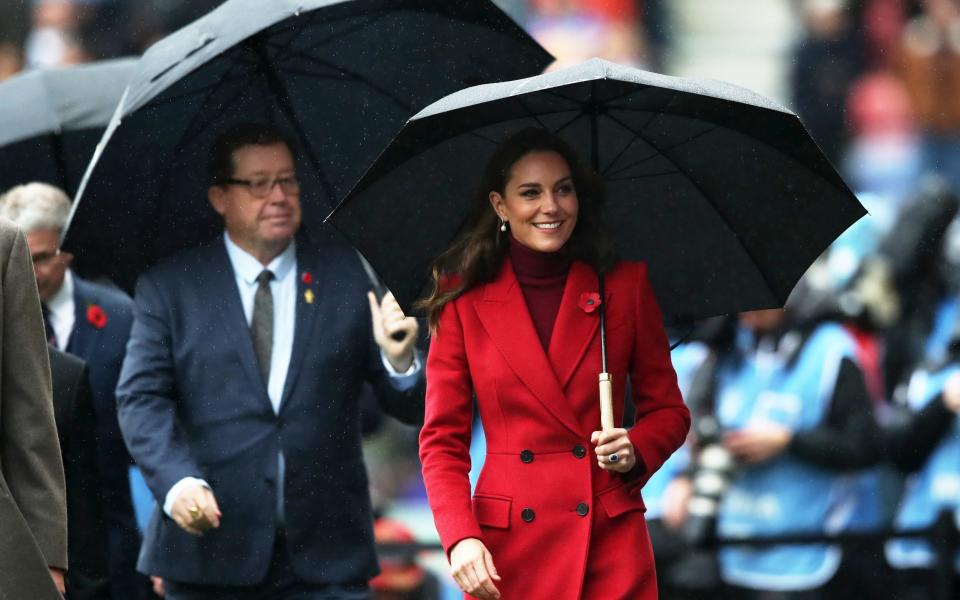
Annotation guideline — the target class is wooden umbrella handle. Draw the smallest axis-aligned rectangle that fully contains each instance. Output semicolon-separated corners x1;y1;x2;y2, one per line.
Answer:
599;372;614;431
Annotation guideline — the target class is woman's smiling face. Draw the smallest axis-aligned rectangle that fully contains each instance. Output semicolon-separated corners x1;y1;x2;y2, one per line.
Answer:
489;150;579;253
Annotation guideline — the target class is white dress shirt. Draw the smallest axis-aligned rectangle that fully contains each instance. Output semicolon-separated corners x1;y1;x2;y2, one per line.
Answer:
44;269;76;350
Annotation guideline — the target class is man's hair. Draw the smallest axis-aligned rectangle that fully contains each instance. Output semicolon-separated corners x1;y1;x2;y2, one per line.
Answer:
0;182;71;233
208;122;297;186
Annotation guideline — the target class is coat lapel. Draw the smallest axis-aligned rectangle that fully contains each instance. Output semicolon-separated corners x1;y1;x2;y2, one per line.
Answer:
548;262;607;389
278;242;321;409
473;260;583;437
68;278;96;357
209;241;270;401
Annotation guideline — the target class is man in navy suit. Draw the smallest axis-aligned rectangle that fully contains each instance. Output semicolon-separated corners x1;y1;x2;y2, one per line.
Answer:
0;183;143;599
116;123;424;599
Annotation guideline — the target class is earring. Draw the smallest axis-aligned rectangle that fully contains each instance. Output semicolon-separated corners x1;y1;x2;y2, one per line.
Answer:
500;220;508;232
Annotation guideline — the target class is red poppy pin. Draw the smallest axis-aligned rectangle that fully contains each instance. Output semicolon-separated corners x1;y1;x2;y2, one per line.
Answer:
301;271;314;285
86;304;108;329
578;292;601;314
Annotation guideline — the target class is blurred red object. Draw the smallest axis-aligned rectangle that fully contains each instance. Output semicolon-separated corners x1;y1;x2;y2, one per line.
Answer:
370;518;425;593
529;0;636;21
847;70;915;136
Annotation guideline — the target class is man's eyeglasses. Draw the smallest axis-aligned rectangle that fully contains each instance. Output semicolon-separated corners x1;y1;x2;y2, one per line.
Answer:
223;176;300;198
31;250;61;267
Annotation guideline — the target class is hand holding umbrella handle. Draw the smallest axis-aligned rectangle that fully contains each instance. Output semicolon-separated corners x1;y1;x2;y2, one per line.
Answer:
599;372;614;431
359;252;408;342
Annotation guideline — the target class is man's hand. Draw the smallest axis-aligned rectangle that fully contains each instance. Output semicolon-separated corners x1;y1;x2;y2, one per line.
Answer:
368;291;418;372
591;428;637;473
49;568;65;595
662;476;693;531
449;538;501;600
170;482;221;536
943;371;960;413
724;425;792;465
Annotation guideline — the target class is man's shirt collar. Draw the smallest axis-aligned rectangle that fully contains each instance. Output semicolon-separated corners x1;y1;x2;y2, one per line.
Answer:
223;232;296;284
46;268;74;316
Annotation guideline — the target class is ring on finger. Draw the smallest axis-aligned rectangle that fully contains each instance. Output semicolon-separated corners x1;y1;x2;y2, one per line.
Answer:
188;505;202;521
608;453;620;463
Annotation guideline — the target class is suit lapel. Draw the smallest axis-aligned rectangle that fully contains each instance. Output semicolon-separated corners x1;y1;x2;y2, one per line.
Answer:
548;262;607;389
473;260;582;437
209;241;270;401
278;242;321;409
68;278;94;357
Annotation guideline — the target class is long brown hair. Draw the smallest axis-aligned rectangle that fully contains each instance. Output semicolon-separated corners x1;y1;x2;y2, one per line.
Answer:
417;128;618;332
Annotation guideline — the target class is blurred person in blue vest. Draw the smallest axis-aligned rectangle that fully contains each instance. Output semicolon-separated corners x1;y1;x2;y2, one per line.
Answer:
708;306;882;599
882;320;960;598
0;182;145;599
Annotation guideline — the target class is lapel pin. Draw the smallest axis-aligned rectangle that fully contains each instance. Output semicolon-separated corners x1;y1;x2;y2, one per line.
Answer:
304;289;315;304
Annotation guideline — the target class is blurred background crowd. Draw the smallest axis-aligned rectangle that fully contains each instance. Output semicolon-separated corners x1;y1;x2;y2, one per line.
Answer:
3;0;960;599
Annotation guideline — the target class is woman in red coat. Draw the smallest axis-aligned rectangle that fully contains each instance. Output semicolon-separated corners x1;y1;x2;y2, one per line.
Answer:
417;128;690;600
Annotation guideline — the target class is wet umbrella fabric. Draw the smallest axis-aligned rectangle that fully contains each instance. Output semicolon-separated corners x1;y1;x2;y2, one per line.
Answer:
63;0;552;290
0;58;136;195
327;58;867;325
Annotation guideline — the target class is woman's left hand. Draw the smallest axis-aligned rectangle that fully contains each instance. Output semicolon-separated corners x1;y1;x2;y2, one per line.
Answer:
591;428;636;473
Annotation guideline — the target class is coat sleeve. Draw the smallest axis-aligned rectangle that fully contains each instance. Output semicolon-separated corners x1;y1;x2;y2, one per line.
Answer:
418;300;482;556
116;273;202;504
626;263;691;486
1;226;67;569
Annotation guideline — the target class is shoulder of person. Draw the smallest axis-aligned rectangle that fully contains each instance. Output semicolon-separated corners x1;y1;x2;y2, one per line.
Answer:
0;216;20;250
74;275;134;313
138;240;222;289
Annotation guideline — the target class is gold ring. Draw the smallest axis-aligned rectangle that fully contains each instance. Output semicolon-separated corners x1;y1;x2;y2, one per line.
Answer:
188;505;201;519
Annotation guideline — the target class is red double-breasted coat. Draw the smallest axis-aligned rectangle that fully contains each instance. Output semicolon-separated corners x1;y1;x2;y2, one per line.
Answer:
420;258;690;600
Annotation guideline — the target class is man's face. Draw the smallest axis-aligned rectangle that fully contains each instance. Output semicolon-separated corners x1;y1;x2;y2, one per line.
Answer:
25;228;72;302
209;142;302;254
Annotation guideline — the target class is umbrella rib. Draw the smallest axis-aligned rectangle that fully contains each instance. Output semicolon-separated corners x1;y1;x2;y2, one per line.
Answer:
541;89;587;109
139;71;252;111
603;126;718;180
276;52;415;113
600;111;661;177
265;10;386;56
550;111;586;136
604;111;780;301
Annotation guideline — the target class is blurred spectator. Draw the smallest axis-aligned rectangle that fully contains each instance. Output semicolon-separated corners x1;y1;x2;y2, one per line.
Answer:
882;363;960;599
0;183;145;600
896;0;960;190
371;518;439;600
791;0;867;164
526;0;651;68
844;71;923;212
48;347;111;600
667;307;882;599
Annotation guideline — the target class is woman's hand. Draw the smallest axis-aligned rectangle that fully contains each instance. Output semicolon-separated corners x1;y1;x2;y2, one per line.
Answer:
449;537;501;599
591;428;637;473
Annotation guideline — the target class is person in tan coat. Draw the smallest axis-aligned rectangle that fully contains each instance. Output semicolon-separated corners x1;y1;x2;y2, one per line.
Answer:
0;216;68;599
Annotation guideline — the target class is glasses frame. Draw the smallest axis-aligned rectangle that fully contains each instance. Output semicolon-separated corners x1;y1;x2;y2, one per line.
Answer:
223;175;300;198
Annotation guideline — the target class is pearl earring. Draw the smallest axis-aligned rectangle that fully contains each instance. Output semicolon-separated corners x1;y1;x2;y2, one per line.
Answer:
500;220;507;232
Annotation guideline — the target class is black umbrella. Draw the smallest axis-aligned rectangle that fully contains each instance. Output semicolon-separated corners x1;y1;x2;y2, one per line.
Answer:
328;58;867;324
63;0;552;290
0;58;136;195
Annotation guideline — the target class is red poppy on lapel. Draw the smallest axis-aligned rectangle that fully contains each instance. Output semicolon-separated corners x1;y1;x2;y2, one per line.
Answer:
86;304;108;329
301;271;314;285
578;292;601;314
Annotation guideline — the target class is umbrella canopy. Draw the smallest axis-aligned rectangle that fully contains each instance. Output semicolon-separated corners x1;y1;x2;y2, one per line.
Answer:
0;58;136;195
327;58;867;324
63;0;552;289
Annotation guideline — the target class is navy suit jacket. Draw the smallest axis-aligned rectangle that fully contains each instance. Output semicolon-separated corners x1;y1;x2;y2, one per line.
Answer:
116;238;424;586
66;275;140;595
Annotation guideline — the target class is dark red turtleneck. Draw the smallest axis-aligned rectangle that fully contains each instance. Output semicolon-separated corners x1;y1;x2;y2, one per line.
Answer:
509;235;571;350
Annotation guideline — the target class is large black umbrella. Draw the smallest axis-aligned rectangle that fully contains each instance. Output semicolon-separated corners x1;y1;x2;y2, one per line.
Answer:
63;0;552;289
328;58;867;325
0;58;136;195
